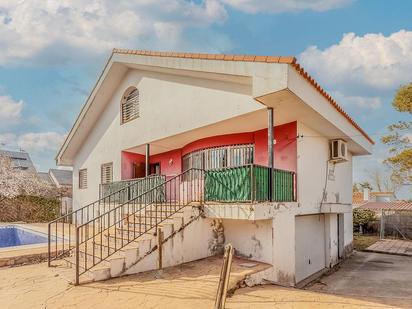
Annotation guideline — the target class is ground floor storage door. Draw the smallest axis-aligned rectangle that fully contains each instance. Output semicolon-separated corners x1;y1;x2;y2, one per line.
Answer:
295;214;326;283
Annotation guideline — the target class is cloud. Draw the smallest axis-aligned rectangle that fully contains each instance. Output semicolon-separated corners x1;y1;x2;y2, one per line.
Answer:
221;0;352;14
0;95;23;124
17;132;66;153
0;133;17;148
299;30;412;93
332;91;382;109
0;0;228;65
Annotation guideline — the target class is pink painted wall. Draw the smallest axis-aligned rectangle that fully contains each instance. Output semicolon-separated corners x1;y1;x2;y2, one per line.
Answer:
182;132;255;156
121;151;145;179
121;121;297;178
254;121;297;172
149;149;182;176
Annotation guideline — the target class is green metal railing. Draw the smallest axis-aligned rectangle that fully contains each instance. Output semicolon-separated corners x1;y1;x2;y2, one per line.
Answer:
204;164;295;203
273;169;295;202
99;175;166;203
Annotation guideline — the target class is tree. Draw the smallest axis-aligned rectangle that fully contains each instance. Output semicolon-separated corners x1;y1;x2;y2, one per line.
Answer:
393;83;412;113
381;83;412;187
368;168;401;194
0;155;55;201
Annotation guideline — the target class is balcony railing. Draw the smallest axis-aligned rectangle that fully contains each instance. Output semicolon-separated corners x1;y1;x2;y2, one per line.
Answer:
204;164;296;203
99;175;166;204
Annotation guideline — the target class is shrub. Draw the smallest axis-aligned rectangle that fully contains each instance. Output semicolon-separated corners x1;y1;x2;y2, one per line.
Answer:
353;208;377;233
0;195;60;222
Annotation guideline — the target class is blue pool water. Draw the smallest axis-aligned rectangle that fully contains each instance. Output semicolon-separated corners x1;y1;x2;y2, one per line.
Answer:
0;226;48;248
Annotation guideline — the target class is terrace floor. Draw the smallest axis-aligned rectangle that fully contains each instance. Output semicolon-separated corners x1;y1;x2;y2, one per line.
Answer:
365;239;412;256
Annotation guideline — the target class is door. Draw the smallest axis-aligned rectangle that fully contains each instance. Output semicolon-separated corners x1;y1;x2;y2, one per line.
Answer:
295;214;326;283
150;163;161;175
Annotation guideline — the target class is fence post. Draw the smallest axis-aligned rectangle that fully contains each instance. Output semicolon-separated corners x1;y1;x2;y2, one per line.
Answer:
75;228;80;285
47;223;51;267
250;165;254;202
157;227;163;271
380;209;385;239
214;243;234;309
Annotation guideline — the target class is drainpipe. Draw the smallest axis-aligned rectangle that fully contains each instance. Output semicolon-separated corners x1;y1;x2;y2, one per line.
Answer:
145;143;150;177
268;108;274;201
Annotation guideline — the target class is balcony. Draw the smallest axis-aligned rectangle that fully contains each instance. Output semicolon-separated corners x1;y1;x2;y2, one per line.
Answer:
100;164;296;207
204;164;296;203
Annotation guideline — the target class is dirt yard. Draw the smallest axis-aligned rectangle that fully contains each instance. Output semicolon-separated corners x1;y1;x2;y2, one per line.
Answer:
0;252;411;309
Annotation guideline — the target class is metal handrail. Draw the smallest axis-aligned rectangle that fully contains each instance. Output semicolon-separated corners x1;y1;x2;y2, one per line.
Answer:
47;174;164;266
74;168;205;284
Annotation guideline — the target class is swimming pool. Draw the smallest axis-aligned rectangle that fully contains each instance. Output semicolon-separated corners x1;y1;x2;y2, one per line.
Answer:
0;226;49;248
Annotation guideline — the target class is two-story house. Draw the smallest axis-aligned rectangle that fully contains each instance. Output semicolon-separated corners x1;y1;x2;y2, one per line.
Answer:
50;50;373;286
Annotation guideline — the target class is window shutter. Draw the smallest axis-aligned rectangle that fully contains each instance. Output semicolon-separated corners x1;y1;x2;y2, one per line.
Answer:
101;163;113;184
122;88;139;123
79;169;87;189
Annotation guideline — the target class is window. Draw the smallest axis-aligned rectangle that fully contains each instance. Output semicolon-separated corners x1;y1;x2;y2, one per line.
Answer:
183;144;254;172
79;169;87;189
121;87;140;124
101;163;113;184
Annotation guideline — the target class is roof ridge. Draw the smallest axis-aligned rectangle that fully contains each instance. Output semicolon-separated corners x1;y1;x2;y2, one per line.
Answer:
112;48;297;64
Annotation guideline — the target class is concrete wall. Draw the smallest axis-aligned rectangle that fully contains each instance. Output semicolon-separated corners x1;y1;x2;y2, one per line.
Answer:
222;219;273;264
296;121;353;214
125;215;215;275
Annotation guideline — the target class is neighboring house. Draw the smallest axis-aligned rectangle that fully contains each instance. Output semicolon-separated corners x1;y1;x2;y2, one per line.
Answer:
49;169;73;189
38;172;53;184
53;50;373;286
353;188;412;212
0;149;36;172
38;169;73;214
353;188;395;207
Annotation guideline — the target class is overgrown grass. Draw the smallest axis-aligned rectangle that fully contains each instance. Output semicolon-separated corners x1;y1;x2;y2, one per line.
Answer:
353;234;379;251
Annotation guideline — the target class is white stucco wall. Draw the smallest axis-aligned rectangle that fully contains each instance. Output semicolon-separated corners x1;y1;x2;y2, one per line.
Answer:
296;121;353;214
222;219;273;264
72;68;261;209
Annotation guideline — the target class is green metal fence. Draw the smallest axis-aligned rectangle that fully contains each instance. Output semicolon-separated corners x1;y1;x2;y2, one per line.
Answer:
273;168;295;202
99;175;166;203
204;165;295;203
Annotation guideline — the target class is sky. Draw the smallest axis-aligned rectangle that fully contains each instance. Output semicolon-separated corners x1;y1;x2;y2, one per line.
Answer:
0;0;411;197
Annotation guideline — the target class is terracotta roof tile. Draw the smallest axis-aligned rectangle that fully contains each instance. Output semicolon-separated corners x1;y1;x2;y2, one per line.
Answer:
112;48;373;144
244;55;256;62
359;201;412;211
233;55;245;61
254;55;268;62
266;56;280;63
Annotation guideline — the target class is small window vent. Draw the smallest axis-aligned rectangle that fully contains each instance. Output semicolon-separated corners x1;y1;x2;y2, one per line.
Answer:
79;169;88;189
101;163;113;184
121;88;139;124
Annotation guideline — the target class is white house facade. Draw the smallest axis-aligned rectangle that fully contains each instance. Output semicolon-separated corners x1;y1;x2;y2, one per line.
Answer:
50;50;373;286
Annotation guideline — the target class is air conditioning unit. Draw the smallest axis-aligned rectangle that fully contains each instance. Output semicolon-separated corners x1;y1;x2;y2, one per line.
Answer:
330;139;348;162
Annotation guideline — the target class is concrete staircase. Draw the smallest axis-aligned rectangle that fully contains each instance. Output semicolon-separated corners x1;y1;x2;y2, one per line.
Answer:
59;204;200;284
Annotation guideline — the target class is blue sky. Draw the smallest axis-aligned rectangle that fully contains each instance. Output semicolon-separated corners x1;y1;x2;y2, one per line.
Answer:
0;0;411;197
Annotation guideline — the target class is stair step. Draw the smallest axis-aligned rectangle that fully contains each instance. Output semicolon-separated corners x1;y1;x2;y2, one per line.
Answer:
63;255;112;282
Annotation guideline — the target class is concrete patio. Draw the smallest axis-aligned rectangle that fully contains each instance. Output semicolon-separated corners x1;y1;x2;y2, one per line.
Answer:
1;251;412;308
365;239;412;256
307;251;412;308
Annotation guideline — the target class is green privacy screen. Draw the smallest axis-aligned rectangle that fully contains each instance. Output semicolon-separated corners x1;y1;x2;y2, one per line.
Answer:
273;169;294;202
204;165;294;202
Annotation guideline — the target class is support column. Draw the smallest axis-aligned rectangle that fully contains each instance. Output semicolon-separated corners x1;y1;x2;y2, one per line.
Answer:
145;143;150;177
380;209;385;239
268;108;274;201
